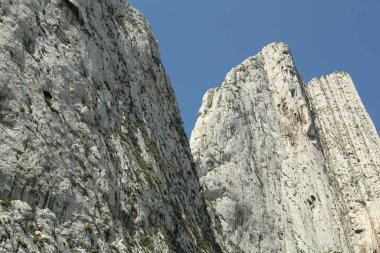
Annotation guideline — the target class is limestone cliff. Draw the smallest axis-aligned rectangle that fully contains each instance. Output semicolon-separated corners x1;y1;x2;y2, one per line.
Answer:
0;1;219;252
190;43;380;252
1;0;379;252
307;73;380;252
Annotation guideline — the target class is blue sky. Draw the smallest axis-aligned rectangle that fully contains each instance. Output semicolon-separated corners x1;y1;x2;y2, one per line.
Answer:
129;0;379;137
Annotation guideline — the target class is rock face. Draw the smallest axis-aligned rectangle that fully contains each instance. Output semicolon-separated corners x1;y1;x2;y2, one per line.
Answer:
307;73;380;252
190;43;380;252
1;1;379;252
0;1;219;252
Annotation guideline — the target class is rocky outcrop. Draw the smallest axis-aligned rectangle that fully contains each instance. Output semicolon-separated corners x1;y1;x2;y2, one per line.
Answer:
1;0;378;252
190;42;380;252
0;1;219;252
307;73;380;252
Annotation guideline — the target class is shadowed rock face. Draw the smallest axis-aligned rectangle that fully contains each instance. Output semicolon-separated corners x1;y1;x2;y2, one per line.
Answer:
0;1;219;252
191;42;380;253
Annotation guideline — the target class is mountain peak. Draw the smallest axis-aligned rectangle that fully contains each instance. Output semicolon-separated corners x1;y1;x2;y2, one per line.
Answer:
191;44;380;252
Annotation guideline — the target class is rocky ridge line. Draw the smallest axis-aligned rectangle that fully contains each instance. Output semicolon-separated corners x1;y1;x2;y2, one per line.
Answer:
190;42;380;253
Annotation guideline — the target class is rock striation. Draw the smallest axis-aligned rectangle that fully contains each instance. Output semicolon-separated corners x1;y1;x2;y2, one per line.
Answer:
1;0;379;252
190;42;380;252
0;0;219;252
307;73;380;252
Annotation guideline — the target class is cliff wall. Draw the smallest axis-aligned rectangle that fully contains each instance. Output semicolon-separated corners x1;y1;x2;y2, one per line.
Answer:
0;1;218;252
191;43;379;253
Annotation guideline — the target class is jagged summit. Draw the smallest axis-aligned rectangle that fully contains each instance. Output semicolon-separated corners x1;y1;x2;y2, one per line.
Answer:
191;43;380;252
260;41;291;53
308;71;351;86
222;42;292;73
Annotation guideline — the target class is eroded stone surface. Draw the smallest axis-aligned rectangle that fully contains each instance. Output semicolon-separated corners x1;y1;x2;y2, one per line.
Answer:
307;73;380;253
190;43;378;252
1;1;379;252
0;1;218;252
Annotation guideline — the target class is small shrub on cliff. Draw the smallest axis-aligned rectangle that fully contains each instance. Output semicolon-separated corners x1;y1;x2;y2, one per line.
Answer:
33;234;44;246
0;199;12;207
84;223;93;233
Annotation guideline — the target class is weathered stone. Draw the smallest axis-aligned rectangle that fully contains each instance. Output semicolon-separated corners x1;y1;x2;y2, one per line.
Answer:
308;73;380;253
1;0;379;252
0;1;218;252
191;42;379;252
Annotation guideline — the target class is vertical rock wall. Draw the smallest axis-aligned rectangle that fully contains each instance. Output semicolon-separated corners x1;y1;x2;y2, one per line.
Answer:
190;43;354;253
307;73;380;253
1;1;378;252
0;1;218;252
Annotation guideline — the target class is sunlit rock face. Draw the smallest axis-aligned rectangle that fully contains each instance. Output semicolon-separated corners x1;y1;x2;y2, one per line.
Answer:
308;73;380;253
191;42;380;253
1;0;379;251
0;1;219;252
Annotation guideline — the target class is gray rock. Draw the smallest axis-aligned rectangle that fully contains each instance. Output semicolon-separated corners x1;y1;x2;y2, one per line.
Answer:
0;0;218;252
1;0;379;252
191;42;379;252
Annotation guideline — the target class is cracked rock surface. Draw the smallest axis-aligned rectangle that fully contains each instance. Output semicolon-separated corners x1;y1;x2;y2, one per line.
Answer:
308;73;380;252
1;0;379;252
190;42;380;253
0;0;219;252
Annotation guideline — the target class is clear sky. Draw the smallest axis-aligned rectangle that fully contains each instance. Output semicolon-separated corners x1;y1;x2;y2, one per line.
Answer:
129;0;379;137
